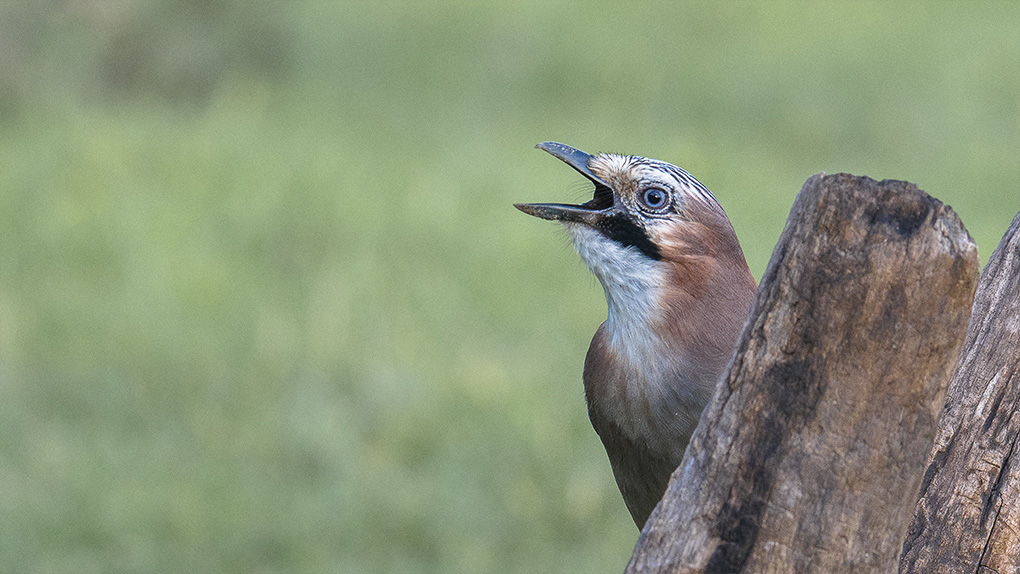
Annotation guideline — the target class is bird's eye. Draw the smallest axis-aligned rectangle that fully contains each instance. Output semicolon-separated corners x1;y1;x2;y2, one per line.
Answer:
640;188;669;211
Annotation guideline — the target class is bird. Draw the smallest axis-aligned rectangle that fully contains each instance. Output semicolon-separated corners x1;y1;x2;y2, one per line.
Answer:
515;142;757;528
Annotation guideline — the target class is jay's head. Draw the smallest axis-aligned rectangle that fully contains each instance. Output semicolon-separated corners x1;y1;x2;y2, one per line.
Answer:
516;142;748;305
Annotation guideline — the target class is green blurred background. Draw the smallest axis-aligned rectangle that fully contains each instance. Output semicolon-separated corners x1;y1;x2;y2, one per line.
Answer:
1;1;1018;572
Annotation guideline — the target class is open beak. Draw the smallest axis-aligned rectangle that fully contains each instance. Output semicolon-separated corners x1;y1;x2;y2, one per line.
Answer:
514;142;614;224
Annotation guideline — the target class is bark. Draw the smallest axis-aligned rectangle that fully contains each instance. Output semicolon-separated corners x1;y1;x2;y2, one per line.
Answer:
900;211;1020;574
626;173;980;573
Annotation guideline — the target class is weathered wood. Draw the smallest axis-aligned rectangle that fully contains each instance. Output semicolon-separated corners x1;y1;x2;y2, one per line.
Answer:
626;174;979;573
900;211;1020;574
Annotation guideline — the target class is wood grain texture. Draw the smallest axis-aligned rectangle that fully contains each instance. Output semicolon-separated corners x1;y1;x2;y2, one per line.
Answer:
900;211;1020;574
626;173;979;573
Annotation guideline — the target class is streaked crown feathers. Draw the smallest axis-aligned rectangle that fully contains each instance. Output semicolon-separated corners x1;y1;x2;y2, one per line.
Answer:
587;153;720;212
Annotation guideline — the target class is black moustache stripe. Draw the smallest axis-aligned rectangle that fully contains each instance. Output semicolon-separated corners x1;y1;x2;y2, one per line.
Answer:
595;215;662;261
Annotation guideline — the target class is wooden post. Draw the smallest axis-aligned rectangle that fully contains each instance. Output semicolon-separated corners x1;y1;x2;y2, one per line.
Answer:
626;174;979;573
900;211;1020;573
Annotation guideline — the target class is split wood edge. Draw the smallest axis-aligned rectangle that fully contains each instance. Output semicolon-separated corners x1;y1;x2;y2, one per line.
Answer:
900;210;1020;573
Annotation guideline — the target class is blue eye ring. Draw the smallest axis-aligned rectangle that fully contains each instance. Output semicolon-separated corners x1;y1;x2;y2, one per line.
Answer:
640;187;669;210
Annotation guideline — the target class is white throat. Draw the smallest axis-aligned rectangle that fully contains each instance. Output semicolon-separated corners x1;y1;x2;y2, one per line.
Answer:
566;224;665;367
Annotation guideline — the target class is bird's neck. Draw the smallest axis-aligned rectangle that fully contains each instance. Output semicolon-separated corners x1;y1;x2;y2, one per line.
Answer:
574;225;756;456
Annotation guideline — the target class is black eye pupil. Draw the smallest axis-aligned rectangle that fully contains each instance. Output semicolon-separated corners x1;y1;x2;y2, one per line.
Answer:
644;189;666;208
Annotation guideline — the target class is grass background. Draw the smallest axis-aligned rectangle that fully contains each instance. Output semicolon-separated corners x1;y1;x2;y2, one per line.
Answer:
2;2;1018;572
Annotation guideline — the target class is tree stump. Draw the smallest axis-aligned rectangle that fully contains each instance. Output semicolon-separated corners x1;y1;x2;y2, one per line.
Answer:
900;211;1020;573
626;174;980;573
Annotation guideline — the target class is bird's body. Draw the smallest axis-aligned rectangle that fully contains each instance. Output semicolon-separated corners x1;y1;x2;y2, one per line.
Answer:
517;143;756;528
